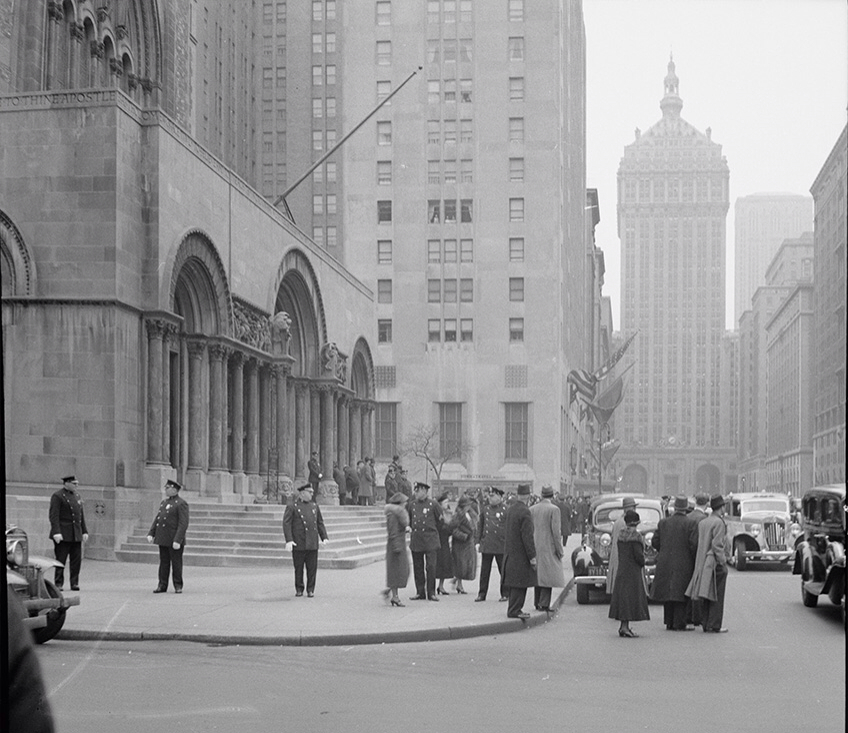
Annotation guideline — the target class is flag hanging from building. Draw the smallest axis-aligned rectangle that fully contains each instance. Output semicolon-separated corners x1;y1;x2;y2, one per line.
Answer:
593;330;639;382
601;439;621;469
587;371;627;425
567;368;597;406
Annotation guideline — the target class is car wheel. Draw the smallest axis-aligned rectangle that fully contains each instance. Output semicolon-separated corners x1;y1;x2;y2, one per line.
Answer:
801;582;818;608
735;540;747;571
575;584;590;605
31;579;67;644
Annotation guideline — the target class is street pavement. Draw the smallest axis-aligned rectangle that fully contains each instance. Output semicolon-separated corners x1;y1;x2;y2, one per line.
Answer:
57;534;583;646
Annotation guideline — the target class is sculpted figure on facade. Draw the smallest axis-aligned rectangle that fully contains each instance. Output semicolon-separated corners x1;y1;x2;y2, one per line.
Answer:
269;311;293;355
320;342;347;382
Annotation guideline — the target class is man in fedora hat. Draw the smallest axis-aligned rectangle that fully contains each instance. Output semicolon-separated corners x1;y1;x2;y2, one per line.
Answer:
475;487;508;602
147;479;190;593
408;481;443;601
530;486;565;612
606;496;638;595
650;495;699;630
48;475;89;591
686;492;711;625
503;483;537;619
283;484;329;597
686;494;731;632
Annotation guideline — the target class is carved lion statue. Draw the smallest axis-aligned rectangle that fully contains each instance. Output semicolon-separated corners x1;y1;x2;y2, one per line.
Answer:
269;311;293;354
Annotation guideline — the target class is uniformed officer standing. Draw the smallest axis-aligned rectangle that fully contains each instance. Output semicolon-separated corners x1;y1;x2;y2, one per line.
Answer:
407;482;443;601
283;484;329;597
146;479;190;593
48;475;89;591
475;487;508;602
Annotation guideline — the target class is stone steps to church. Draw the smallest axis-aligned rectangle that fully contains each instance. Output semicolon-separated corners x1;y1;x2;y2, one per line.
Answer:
114;546;385;569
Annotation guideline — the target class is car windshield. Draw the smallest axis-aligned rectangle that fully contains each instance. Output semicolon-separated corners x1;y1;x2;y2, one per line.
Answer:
594;506;663;529
741;499;788;514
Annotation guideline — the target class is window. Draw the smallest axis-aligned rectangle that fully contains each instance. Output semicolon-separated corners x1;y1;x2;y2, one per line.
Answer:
312;98;323;118
444;119;457;146
460;278;473;301
312;129;323;150
428;239;441;263
443;40;457;63
460;79;472;103
509;317;524;341
444;0;456;23
508;0;524;21
377;80;391;103
509;157;524;182
428;80;440;105
313;34;323;54
439;403;463;458
427;120;440;145
459;38;473;62
378;200;392;223
509;277;524;301
377;161;392;185
326;65;336;85
444;318;457;342
377;239;392;264
460;318;473;342
377;41;392;65
326;129;336;148
509;237;524;261
428;160;440;184
428;279;441;302
263;68;273;89
312;65;323;86
313;226;324;246
326;33;336;54
427;40;440;64
314;164;323;184
276;67;286;89
460;199;473;222
509;198;525;221
460;238;473;262
444;199;457;222
377;279;392;304
460;0;472;22
326;194;337;215
375;403;397;460
460;119;472;143
312;1;323;21
509;117;524;143
444;161;457;184
428;199;441;223
427;0;439;23
504;403;528;461
378;319;392;343
313;194;323;214
377;121;392;145
460;159;473;183
508;37;525;61
428;318;441;342
376;1;391;25
326;0;336;19
326;161;337;182
326;97;336;117
444;238;457;262
444;79;457;103
509;76;524;101
326;226;337;247
444;279;457;303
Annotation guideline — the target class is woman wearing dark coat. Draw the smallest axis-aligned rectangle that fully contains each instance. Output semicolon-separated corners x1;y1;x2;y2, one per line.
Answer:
608;510;650;637
435;492;454;594
449;496;477;593
383;492;410;606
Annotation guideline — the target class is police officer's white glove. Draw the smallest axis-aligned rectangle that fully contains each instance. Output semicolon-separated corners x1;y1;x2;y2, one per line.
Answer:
321;538;330;545
285;541;295;551
146;535;153;544
53;534;63;543
172;542;180;550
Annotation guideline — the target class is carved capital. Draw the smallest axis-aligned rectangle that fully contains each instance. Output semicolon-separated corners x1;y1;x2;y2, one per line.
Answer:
96;6;110;23
208;343;229;362
47;1;64;21
90;40;104;60
186;339;206;358
116;24;128;40
145;319;166;340
127;72;139;91
228;350;245;367
71;23;85;42
109;58;122;77
140;77;154;93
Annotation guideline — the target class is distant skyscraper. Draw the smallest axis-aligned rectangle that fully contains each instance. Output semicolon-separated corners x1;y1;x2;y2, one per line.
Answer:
616;58;735;496
733;193;812;326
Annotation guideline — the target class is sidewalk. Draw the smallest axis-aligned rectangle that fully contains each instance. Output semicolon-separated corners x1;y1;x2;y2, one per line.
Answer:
57;535;582;646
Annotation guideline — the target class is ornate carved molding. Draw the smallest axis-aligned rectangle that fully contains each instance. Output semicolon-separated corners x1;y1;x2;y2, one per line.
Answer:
186;339;206;357
47;1;64;21
145;319;167;339
232;297;271;352
90;41;104;59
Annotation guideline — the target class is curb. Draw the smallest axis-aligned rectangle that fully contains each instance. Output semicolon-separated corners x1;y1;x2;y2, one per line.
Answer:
57;579;575;647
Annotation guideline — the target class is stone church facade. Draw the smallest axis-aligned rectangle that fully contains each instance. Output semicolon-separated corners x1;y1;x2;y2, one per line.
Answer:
1;2;375;557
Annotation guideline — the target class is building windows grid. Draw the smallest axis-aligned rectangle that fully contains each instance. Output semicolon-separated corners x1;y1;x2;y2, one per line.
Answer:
504;402;528;460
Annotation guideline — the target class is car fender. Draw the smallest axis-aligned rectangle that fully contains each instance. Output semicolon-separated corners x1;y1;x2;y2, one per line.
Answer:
822;541;846;595
26;555;64;572
792;542;809;574
6;568;28;586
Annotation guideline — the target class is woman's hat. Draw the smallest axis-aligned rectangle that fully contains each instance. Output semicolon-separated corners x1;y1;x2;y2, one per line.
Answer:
437;491;451;503
623;509;641;526
388;492;407;504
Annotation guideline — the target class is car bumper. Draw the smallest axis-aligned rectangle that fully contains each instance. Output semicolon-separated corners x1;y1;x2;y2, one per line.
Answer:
742;550;794;562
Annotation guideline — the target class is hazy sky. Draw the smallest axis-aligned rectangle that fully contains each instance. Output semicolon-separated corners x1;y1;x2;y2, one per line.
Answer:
584;0;848;329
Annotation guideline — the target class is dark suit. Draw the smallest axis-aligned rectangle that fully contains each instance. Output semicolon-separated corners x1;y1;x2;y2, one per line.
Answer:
283;499;328;594
344;466;360;505
333;467;346;504
148;494;190;591
477;502;507;599
408;497;443;598
503;499;536;617
650;511;698;629
307;457;322;492
48;487;88;589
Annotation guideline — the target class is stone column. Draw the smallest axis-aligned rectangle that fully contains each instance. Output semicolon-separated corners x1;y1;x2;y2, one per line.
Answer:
230;352;245;473
207;344;226;470
259;363;271;477
286;372;296;479
161;324;177;466
45;1;63;90
318;384;339;504
220;346;230;470
310;384;321;457
145;320;164;463
245;358;261;496
337;394;349;468
185;339;207;494
361;401;374;459
70;23;84;90
274;364;292;480
349;399;362;463
294;381;307;479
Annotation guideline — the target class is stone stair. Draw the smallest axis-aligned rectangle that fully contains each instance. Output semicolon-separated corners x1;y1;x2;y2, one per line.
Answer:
116;502;387;569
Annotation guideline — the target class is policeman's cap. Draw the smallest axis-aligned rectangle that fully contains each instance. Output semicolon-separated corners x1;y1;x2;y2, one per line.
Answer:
165;479;182;490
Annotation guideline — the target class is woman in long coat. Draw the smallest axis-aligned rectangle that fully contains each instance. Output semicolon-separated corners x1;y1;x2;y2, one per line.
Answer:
357;459;374;505
449;496;477;593
608;510;650;637
383;492;410;606
435;492;453;594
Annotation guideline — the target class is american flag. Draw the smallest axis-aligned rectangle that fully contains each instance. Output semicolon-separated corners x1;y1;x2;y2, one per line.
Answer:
593;331;638;382
567;368;597;405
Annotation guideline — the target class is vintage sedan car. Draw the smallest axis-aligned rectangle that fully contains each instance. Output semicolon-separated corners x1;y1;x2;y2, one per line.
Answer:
570;493;663;604
792;484;845;621
725;492;801;570
6;525;80;643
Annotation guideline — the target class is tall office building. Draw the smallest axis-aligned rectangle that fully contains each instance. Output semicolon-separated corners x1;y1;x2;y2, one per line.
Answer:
616;58;735;496
733;193;812;326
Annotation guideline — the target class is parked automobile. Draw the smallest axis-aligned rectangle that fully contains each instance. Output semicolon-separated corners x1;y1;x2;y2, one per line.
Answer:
792;484;845;622
570;493;663;604
6;525;80;643
725;492;801;570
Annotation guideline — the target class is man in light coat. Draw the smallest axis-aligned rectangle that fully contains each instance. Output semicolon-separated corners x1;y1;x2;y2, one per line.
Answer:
686;494;731;633
606;496;637;595
650;495;699;629
530;486;565;612
503;484;537;619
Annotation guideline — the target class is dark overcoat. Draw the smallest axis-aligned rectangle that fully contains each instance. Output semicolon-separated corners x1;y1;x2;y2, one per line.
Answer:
48;488;88;541
307;457;322;484
608;528;650;621
650;511;698;602
148;495;189;546
477;503;507;554
283;499;328;550
384;503;410;589
685;513;730;602
503;501;536;588
344;466;360;494
449;508;477;580
408;497;443;552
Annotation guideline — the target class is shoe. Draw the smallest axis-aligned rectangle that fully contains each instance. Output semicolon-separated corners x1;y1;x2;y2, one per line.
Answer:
474;595;486;602
537;606;551;612
410;595;426;601
499;596;508;602
456;588;467;594
307;592;314;598
70;586;80;591
706;627;728;633
390;598;405;607
508;612;530;620
174;588;182;594
620;628;638;638
427;595;440;602
436;588;449;595
295;591;303;597
153;587;167;594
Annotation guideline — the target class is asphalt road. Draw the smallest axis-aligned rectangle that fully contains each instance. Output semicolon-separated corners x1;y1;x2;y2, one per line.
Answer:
35;567;845;733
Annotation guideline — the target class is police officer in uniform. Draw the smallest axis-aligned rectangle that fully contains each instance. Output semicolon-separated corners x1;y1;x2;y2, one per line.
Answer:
475;486;508;602
146;479;190;593
283;484;329;597
407;482;443;601
48;475;89;591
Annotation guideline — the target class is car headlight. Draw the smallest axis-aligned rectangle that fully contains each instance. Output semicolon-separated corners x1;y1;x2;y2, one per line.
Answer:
6;539;25;566
790;523;802;537
599;533;611;547
644;531;654;546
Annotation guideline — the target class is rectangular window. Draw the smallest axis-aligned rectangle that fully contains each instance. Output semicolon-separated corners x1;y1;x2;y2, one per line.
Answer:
428;80;441;105
444;0;456;23
443;40;457;63
509;277;524;301
326;129;336;148
444;238;457;263
377;80;391;103
263;68;273;89
460;159;473;183
326;33;336;54
439;403;463;457
460;79;472;103
377;239;393;264
313;194;323;215
326;97;336;117
327;1;336;19
509;76;524;101
460;278;473;301
377;161;392;185
460;118;472;143
312;65;323;86
326;66;336;85
312;33;323;54
444;161;457;184
428;239;441;263
312;98;323;118
427;160;440;185
428;40;440;64
444;199;457;222
509;198;525;221
443;119;457;146
460;238;473;262
460;318;473;342
444;79;457;103
428;279;441;302
377;121;392;145
459;38;473;62
313;226;324;246
509;157;524;181
460;199;473;222
314;164;323;184
377;279;392;304
326;161;337;182
312;0;322;21
509;237;525;261
326;194;337;215
377;40;392;65
504;403;528;461
444;279;457;303
509;117;524;143
378;200;392;223
375;403;398;460
276;68;286;88
428;318;441;342
427;0;439;23
508;0;524;21
428;199;441;223
378;319;392;343
444;318;457;342
508;37;525;61
326;226;337;247
376;1;391;25
509;317;524;341
312;130;323;151
427;120;440;145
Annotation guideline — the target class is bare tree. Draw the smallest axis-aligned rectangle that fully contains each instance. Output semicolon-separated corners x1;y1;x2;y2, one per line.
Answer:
401;424;474;491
